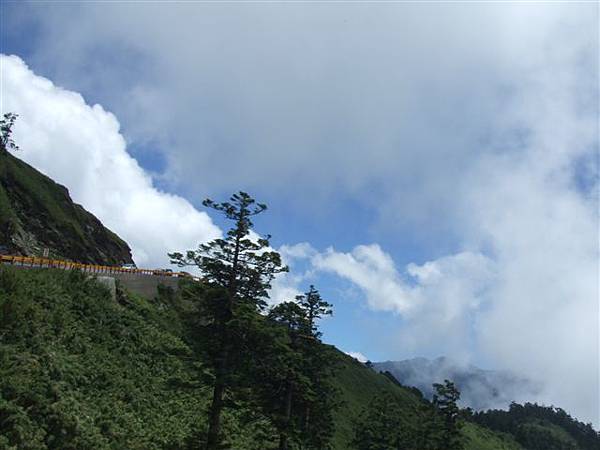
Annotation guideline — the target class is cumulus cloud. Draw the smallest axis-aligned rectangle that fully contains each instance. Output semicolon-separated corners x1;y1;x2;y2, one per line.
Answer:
312;245;497;360
314;244;415;314
0;54;221;268
313;245;494;319
267;273;303;307
279;242;318;261
267;243;319;306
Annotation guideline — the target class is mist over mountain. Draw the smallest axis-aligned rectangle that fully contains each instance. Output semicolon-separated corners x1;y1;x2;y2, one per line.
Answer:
373;357;541;412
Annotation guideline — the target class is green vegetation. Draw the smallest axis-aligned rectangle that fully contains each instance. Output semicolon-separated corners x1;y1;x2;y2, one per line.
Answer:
470;403;599;450
1;266;596;449
432;380;463;449
264;287;337;450
0;113;19;153
0;149;132;264
332;360;425;448
461;423;524;450
0;267;206;450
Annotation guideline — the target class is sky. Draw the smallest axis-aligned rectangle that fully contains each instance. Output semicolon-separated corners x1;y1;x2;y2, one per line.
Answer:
1;1;598;425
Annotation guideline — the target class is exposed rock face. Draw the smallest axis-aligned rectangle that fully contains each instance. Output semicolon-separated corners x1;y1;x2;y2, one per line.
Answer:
0;151;133;265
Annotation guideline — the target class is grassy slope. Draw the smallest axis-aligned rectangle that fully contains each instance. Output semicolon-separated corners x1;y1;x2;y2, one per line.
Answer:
0;151;132;264
462;424;524;450
0;267;533;450
332;353;424;448
331;353;525;450
0;268;206;450
517;419;581;449
0;155;17;231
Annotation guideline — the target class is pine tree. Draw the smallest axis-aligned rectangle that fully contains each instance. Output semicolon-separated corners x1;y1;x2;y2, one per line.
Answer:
267;301;311;450
353;390;449;450
0;112;19;153
295;286;336;449
259;286;337;450
298;285;332;337
432;379;463;450
352;392;411;450
169;192;288;450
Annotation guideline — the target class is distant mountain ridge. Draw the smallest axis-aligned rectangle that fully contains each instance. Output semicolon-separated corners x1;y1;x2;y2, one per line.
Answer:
373;356;541;411
0;150;133;265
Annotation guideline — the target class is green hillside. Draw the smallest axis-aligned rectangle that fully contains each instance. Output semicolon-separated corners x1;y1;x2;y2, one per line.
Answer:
330;353;525;450
470;403;599;450
6;265;587;450
0;151;132;265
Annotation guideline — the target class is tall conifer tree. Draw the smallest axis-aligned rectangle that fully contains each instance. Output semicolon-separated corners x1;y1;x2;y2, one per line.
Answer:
432;379;463;450
169;191;287;450
260;286;336;450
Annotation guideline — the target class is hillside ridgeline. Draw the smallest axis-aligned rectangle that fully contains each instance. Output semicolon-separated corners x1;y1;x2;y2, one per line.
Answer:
0;151;132;265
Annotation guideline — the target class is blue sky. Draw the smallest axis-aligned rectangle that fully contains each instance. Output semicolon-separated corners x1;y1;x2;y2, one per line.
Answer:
1;2;598;424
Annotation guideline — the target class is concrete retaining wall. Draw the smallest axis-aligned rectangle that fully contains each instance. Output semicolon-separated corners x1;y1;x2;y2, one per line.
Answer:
111;272;180;299
1;262;181;300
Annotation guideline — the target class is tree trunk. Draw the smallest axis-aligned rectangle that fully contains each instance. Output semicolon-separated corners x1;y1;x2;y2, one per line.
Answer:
279;381;293;450
205;323;229;450
278;432;288;450
205;216;244;450
205;376;226;450
302;404;310;432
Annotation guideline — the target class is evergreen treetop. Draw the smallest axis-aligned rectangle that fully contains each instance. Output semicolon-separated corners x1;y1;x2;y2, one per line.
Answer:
1;112;20;153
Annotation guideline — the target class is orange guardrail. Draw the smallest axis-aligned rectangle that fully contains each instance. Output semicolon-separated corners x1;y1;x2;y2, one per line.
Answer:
0;254;195;279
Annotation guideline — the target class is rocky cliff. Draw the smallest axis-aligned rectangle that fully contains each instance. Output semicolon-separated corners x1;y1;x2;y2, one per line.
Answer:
0;150;133;265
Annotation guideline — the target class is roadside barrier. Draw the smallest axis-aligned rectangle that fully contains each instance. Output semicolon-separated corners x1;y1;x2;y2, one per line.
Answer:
0;254;195;279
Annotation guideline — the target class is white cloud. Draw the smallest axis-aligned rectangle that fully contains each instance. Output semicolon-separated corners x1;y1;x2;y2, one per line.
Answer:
267;272;303;307
313;245;495;319
314;244;416;314
466;157;599;424
279;242;318;261
0;54;221;268
8;3;587;211
313;246;496;357
267;242;318;306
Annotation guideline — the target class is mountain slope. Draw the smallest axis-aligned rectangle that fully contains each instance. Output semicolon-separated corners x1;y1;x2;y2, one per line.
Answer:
0;151;132;265
0;266;532;450
332;354;525;450
471;403;600;450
